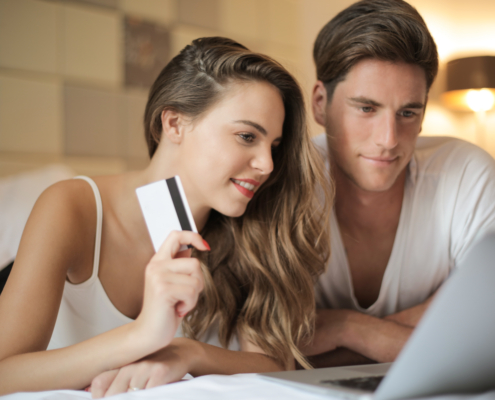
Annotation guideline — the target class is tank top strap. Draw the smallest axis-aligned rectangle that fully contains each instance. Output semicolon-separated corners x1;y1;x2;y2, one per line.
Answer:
73;176;103;280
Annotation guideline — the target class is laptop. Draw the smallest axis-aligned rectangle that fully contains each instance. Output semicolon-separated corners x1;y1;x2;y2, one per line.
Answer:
260;231;495;399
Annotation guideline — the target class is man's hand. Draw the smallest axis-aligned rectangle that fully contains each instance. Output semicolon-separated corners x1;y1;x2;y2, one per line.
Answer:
304;308;412;364
304;295;436;367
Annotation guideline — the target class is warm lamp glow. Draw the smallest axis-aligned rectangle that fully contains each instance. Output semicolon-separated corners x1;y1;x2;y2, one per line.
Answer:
465;89;495;112
442;89;495;112
443;56;495;112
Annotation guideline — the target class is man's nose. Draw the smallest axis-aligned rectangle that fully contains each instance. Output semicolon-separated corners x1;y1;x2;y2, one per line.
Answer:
374;113;399;149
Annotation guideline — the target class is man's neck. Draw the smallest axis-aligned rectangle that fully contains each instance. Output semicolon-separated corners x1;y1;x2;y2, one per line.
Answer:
333;163;407;237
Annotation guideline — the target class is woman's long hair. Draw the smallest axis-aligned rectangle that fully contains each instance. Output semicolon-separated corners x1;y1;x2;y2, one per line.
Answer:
144;37;332;369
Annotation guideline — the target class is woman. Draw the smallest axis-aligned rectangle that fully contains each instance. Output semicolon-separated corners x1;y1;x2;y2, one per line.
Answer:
0;37;331;397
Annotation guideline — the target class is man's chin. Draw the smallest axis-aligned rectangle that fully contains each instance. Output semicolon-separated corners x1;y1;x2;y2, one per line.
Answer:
352;174;400;193
334;161;406;194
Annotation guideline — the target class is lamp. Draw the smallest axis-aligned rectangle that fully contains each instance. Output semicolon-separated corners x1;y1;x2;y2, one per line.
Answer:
442;56;495;147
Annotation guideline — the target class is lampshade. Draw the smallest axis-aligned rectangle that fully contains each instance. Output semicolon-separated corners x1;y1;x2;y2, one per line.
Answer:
442;56;495;112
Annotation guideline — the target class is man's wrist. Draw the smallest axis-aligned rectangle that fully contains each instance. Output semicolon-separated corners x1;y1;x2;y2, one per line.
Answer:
334;309;354;347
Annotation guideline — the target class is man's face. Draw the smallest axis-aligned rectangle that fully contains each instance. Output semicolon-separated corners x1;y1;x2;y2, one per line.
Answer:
314;58;427;192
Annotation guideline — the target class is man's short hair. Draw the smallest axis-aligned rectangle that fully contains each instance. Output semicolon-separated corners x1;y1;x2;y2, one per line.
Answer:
314;0;438;102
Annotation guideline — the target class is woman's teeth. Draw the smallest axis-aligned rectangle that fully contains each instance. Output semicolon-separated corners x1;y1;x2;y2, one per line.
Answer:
232;179;255;191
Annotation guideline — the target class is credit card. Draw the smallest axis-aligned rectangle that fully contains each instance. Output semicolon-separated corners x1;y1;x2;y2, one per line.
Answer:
136;176;198;252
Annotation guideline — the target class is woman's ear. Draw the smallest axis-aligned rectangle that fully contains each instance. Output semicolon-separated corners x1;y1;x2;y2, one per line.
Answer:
161;109;184;144
312;81;328;127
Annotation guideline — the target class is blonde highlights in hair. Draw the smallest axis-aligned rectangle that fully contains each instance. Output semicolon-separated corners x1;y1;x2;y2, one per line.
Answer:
144;37;332;369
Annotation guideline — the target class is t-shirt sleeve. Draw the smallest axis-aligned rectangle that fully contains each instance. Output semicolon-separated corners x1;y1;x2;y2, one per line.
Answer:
445;143;495;266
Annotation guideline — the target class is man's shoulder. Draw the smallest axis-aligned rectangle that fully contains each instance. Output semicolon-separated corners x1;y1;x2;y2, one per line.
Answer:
413;136;495;173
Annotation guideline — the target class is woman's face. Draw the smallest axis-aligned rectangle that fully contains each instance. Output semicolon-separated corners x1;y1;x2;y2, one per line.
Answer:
178;80;285;220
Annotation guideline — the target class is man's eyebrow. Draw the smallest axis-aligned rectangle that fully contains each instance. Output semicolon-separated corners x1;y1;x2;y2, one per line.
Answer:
349;97;382;107
402;101;425;109
349;97;425;109
233;120;267;136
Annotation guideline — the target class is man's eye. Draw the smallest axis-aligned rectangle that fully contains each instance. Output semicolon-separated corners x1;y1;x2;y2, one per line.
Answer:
239;133;255;143
400;110;415;117
361;106;373;113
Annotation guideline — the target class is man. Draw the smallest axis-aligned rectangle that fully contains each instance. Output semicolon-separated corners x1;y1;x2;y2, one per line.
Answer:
305;0;495;367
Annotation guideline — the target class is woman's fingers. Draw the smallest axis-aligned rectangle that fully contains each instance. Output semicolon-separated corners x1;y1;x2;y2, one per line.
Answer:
92;358;184;397
90;369;118;399
136;231;208;348
144;362;178;388
128;366;150;394
153;231;209;261
145;258;204;299
102;369;130;398
148;255;202;276
169;283;202;317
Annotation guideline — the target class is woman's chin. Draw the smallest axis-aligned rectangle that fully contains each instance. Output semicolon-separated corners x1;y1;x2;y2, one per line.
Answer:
215;204;248;218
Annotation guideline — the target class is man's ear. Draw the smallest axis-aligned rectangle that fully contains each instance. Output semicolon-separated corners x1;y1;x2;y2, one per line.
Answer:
312;81;328;127
161;109;184;144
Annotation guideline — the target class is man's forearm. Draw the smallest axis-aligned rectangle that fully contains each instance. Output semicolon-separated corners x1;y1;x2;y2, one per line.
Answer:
338;311;413;363
306;295;436;366
304;309;413;364
384;295;435;327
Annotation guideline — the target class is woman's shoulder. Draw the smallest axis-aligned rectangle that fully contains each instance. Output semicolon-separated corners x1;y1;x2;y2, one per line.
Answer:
35;177;98;220
25;177;102;257
13;178;102;291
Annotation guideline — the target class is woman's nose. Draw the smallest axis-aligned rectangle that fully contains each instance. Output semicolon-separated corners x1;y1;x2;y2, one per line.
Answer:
251;145;274;175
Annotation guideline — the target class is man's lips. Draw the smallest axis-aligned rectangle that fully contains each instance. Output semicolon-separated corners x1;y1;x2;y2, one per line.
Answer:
360;155;398;165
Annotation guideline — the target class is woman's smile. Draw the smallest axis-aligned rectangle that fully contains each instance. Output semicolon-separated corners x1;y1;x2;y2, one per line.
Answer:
231;178;260;198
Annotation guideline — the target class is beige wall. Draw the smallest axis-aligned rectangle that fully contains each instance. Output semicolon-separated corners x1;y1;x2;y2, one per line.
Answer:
1;0;494;178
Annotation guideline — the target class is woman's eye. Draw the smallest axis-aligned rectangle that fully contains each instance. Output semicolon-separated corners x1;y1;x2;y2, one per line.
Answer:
239;133;256;143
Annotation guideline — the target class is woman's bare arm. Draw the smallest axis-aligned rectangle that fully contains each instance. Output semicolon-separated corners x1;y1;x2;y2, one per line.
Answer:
0;181;207;395
0;181;146;393
90;337;287;398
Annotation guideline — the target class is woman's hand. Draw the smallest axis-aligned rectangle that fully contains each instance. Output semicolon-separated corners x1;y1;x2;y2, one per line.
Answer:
90;338;198;398
133;231;209;354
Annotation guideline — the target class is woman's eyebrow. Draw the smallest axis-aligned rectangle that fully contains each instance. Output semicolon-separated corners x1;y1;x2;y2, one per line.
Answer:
233;120;267;136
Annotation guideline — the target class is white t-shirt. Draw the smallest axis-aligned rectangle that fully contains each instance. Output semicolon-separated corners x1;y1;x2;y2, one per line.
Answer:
314;134;495;318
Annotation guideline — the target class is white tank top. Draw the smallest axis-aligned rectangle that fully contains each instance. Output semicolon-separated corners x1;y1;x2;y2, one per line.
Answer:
47;176;239;351
47;176;132;350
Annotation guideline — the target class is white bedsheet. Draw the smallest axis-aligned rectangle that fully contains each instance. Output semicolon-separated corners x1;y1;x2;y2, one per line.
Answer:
2;374;495;400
